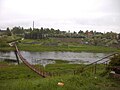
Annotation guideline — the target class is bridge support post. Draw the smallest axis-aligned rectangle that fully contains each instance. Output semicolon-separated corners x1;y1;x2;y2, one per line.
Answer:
14;50;20;65
94;63;97;74
91;66;94;73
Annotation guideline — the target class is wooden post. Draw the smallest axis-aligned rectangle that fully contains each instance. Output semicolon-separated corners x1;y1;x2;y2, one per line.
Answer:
91;66;94;73
73;70;76;75
14;50;20;65
94;63;97;74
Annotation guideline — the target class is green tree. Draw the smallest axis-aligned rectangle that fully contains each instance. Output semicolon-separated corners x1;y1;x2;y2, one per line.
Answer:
78;30;84;34
6;27;12;36
73;31;77;34
11;26;24;35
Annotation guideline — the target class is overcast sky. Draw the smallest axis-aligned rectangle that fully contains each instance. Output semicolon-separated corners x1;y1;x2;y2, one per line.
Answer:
0;0;120;33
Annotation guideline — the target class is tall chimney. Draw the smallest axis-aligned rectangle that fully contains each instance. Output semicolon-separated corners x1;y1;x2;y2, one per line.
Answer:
33;21;34;30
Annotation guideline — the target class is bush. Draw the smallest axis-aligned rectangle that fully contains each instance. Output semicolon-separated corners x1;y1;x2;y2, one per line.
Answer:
109;54;120;66
0;42;9;47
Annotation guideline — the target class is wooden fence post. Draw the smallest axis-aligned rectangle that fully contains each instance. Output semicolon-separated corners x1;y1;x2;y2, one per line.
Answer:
94;62;97;74
73;70;76;75
91;66;94;73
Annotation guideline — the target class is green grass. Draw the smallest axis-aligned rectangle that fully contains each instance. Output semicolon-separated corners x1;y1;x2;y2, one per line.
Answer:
17;44;119;53
55;60;69;64
0;63;42;80
45;63;84;75
0;62;120;90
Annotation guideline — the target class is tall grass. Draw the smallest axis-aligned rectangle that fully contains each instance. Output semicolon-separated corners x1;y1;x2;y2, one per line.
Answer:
17;44;118;53
0;74;120;90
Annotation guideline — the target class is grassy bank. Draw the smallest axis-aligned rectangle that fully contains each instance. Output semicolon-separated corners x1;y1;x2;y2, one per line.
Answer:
18;44;119;53
0;62;120;90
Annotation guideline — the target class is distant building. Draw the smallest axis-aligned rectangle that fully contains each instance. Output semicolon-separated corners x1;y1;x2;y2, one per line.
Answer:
117;34;120;40
118;34;120;40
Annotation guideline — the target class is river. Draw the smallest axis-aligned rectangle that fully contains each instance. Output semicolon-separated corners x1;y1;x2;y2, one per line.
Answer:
0;51;110;66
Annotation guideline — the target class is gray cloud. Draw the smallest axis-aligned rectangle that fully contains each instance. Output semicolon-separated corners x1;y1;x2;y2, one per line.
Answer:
74;14;120;26
0;0;120;33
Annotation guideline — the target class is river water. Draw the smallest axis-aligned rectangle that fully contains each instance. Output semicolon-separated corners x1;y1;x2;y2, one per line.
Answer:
0;51;110;66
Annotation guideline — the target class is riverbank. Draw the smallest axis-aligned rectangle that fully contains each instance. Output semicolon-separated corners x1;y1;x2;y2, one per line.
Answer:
0;38;120;52
0;62;120;90
18;44;120;53
0;44;119;53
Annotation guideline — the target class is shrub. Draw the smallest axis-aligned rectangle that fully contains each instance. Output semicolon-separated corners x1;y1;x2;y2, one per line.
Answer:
109;54;120;66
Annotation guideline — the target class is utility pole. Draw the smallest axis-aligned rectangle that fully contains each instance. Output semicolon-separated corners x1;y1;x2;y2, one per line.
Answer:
14;50;20;65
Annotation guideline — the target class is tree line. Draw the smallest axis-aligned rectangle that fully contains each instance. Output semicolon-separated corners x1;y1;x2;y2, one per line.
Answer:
1;26;120;40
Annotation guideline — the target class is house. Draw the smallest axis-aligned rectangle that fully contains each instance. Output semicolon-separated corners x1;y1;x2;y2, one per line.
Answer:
85;31;94;38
